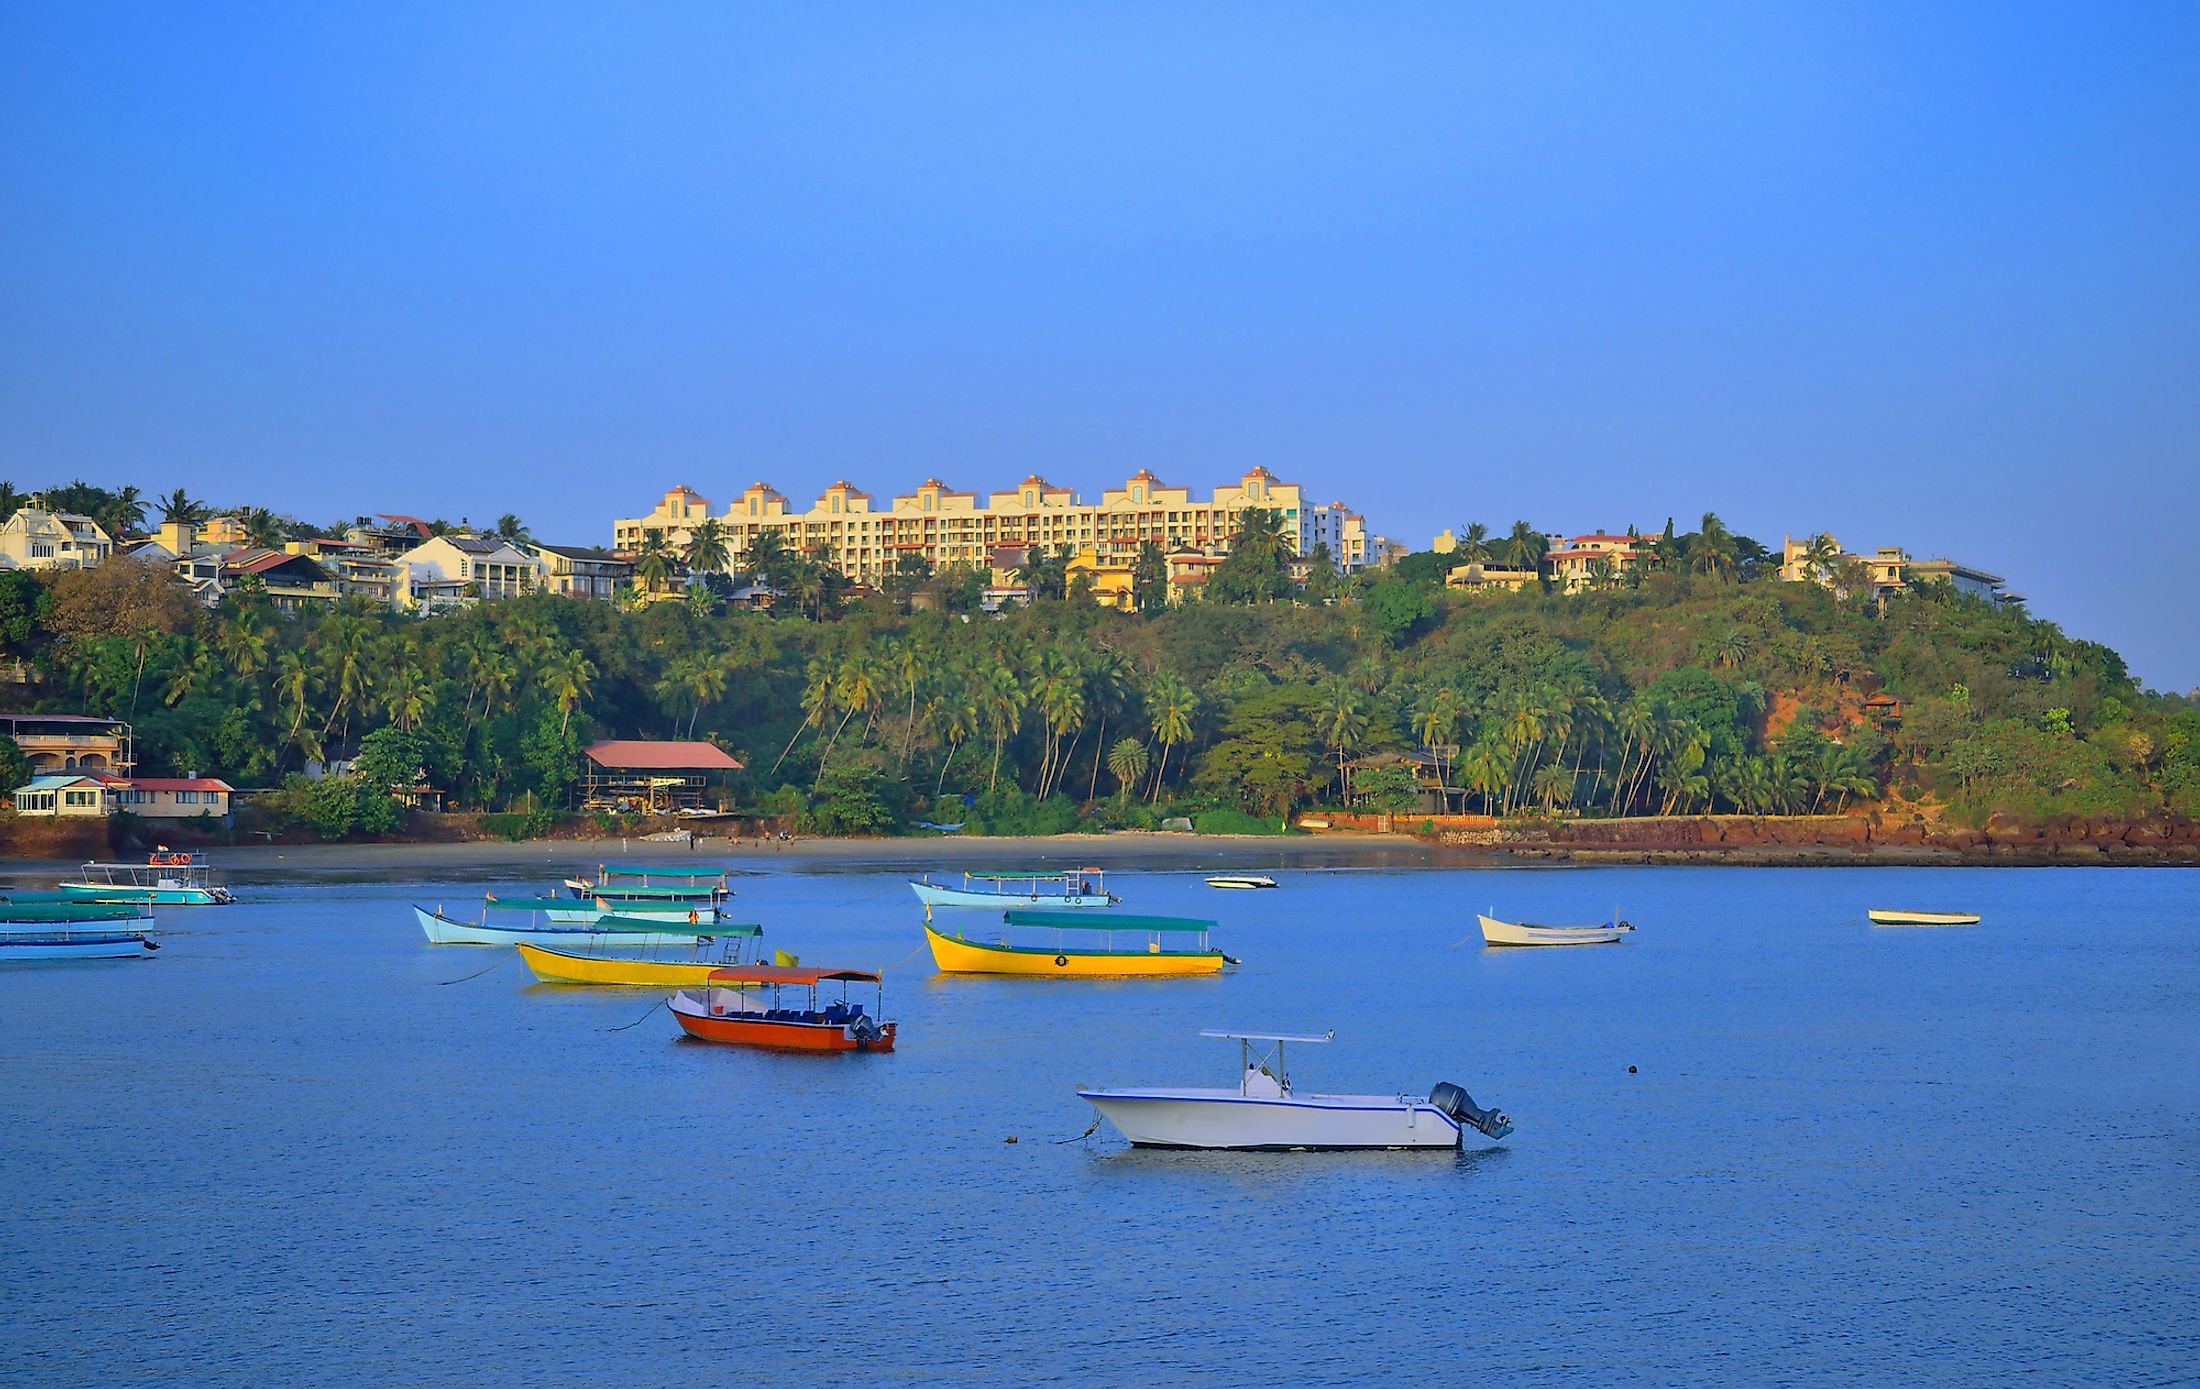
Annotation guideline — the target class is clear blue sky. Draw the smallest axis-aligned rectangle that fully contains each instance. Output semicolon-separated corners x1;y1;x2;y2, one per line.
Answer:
4;4;2196;688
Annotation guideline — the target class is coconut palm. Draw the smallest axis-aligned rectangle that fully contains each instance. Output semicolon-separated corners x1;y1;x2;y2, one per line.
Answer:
1144;671;1197;801
495;513;532;544
633;530;676;596
544;651;597;737
977;660;1028;792
1802;531;1841;581
1080;649;1134;800
1691;512;1738;580
773;658;838;774
1106;737;1150;804
156;487;205;526
1319;678;1369;799
1458;522;1491;562
1504;520;1545;575
685;517;729;576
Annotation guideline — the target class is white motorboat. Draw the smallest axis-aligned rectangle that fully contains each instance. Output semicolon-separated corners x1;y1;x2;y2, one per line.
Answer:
1477;913;1632;947
1205;874;1277;890
1078;1030;1512;1151
1868;909;1982;927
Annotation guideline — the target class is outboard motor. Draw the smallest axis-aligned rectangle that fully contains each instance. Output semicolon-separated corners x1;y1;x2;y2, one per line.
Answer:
1429;1081;1513;1140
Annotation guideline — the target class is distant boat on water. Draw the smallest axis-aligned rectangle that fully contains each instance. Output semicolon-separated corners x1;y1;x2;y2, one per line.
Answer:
1477;913;1633;947
57;851;233;906
414;901;718;948
1868;909;1981;927
909;869;1116;910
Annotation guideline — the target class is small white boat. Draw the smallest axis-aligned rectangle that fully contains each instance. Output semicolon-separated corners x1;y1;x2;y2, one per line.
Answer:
1205;874;1277;890
413;904;716;948
1477;913;1632;947
1078;1030;1512;1151
909;869;1116;910
1868;909;1982;927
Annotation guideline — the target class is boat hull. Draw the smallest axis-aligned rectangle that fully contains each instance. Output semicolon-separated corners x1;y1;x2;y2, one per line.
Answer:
0;933;157;961
1868;910;1981;926
922;922;1224;977
1079;1089;1470;1150
1205;877;1276;890
516;942;727;987
909;881;1113;910
540;903;726;925
414;907;704;949
670;992;896;1052
55;884;229;906
1477;914;1628;947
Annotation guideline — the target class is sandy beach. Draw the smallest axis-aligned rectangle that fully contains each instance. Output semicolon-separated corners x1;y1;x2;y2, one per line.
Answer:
0;830;1462;885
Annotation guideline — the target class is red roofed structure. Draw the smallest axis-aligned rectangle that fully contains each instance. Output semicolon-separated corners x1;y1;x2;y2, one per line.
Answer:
581;740;743;813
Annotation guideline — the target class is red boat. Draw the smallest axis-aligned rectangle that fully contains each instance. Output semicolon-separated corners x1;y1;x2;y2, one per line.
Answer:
669;965;897;1052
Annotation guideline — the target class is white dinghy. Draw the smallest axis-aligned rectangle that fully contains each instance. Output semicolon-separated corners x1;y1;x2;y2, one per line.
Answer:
1204;874;1277;890
1078;1030;1512;1151
1477;913;1633;947
1867;909;1981;927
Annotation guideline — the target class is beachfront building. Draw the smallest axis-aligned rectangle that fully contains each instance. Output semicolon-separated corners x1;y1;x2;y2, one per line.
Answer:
1;712;133;775
396;534;544;610
615;469;1372;585
0;506;115;572
8;771;234;821
1544;533;1647;593
529;542;633;601
580;739;744;813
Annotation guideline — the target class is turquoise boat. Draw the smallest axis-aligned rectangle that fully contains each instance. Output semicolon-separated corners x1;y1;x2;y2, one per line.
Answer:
415;901;724;948
485;894;729;925
562;863;731;902
0;902;159;962
57;852;234;906
909;869;1117;910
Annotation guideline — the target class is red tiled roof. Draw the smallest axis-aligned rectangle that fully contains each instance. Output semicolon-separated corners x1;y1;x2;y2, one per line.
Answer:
120;777;233;792
583;740;744;771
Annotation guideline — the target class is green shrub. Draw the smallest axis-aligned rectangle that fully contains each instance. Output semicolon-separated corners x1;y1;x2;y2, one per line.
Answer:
1192;807;1288;836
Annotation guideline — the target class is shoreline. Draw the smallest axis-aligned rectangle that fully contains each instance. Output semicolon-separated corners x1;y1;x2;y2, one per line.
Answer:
2;827;2190;885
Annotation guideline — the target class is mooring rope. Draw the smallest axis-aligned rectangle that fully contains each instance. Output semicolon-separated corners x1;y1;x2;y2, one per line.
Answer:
607;998;668;1033
436;950;517;986
1054;1118;1103;1145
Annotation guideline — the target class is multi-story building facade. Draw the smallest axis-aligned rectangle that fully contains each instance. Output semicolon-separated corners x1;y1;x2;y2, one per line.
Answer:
396;534;544;609
0;712;134;774
615;469;1370;583
1544;533;1647;592
1778;534;2011;603
530;542;633;601
0;507;114;571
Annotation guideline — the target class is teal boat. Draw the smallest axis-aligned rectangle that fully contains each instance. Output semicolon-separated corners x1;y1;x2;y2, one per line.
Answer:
57;852;234;906
0;901;159;962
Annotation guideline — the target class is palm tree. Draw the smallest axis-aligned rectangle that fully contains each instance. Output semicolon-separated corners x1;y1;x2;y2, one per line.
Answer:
1801;531;1841;582
495;513;532;544
1461;737;1512;815
545;651;597;737
1691;512;1738;580
685;517;729;576
633;530;675;596
382;662;435;733
109;485;147;538
0;481;21;521
240;506;285;549
1232;508;1293;569
274;648;320;766
930;687;980;797
157;487;205;527
1029;649;1086;798
1504;520;1545;574
1458;522;1491;562
773;659;838;773
824;650;884;767
744;530;792;590
1081;649;1133;800
1320;678;1369;800
1106;738;1149;804
978;660;1028;792
1144;671;1196;802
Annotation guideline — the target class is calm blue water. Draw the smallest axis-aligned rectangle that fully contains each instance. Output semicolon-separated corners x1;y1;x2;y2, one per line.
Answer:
3;856;2195;1386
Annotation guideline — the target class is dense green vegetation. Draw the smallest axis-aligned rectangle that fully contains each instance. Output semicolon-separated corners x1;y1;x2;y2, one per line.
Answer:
2;496;2194;837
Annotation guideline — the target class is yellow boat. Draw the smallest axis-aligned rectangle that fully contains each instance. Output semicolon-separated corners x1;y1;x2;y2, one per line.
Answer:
922;909;1231;978
517;924;762;986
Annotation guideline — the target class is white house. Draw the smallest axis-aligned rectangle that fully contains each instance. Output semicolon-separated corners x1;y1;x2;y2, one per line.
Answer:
0;507;115;571
396;534;544;608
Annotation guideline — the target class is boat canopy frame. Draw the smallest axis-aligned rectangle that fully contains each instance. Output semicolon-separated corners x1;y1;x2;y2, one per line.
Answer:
1200;1029;1335;1095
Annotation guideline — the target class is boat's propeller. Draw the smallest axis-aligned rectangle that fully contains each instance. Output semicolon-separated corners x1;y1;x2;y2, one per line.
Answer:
1429;1080;1512;1140
849;1016;886;1045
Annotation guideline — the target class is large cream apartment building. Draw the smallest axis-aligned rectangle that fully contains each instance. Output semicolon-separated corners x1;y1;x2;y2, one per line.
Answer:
615;469;1369;582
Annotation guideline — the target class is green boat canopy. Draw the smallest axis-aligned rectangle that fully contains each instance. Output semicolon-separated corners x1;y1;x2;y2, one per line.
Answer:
484;896;599;913
1003;910;1214;932
599;865;728;879
0;902;152;923
587;885;725;899
602;917;759;936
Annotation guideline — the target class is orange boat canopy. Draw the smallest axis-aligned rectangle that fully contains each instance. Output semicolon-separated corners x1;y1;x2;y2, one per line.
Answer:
705;965;882;986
